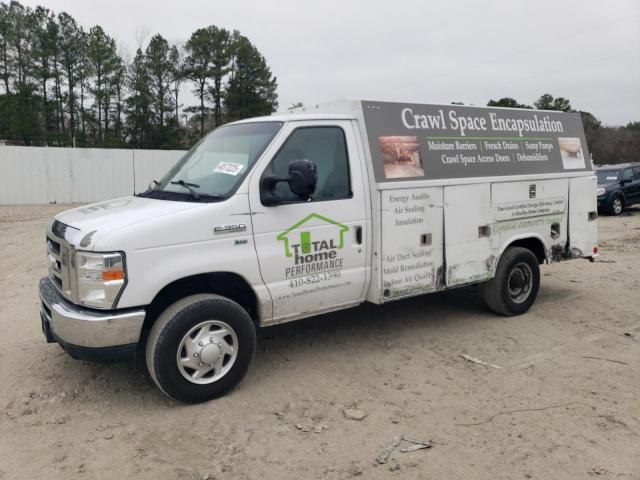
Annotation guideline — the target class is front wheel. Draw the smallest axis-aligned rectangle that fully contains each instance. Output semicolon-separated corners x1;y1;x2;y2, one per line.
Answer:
608;195;623;216
483;247;540;316
145;294;256;403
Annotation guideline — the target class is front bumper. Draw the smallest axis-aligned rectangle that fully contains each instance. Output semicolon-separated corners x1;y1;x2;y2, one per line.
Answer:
39;277;145;361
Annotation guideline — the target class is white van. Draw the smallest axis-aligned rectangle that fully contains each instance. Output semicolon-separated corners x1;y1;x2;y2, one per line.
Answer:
39;100;598;403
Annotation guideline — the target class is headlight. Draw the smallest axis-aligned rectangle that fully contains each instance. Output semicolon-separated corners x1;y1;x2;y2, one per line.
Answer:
75;251;126;309
596;187;605;196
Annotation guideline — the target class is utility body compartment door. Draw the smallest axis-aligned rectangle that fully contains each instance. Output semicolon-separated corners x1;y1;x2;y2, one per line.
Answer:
491;179;569;261
380;187;444;300
568;176;597;257
444;184;493;286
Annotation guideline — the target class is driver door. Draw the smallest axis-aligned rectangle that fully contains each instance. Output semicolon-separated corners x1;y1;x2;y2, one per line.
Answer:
248;120;369;323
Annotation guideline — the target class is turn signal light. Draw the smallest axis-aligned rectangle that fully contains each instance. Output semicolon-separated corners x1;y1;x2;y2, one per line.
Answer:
102;270;125;281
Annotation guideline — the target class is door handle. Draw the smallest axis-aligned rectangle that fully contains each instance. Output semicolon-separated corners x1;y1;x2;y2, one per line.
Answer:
355;226;362;245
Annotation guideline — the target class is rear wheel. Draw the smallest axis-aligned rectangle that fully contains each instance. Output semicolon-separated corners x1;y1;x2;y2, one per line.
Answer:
145;294;256;403
483;247;540;316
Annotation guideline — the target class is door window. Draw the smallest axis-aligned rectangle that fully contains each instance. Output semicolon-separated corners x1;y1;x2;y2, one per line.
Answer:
266;127;352;203
622;168;634;181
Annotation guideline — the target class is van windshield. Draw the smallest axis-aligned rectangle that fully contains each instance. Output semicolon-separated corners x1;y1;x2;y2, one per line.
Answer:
596;169;619;184
142;121;282;202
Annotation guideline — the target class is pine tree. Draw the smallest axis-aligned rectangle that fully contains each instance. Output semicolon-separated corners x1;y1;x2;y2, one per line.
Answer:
184;27;215;137
224;36;277;121
7;1;31;89
168;44;184;124
76;30;91;146
145;34;172;131
86;25;118;142
0;3;279;147
57;11;84;143
0;2;10;94
207;26;230;127
125;48;152;148
49;17;65;142
487;97;532;109
30;6;56;140
534;94;554;110
111;55;125;144
534;94;573;113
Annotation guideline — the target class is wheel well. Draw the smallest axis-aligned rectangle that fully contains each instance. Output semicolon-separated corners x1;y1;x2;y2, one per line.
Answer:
139;273;259;345
506;237;547;264
611;191;625;204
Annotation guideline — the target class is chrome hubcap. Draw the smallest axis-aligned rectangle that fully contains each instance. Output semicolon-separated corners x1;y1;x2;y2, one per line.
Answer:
176;320;238;385
200;343;221;365
508;262;533;304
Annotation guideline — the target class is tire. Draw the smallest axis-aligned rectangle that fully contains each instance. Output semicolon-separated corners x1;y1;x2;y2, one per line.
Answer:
607;195;623;216
482;247;540;316
145;294;256;403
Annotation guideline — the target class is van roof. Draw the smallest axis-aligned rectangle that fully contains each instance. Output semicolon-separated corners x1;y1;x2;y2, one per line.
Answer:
284;99;577;115
228;99;580;126
229;112;356;125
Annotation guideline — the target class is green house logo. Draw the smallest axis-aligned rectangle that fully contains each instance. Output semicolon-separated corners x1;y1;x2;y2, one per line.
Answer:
277;213;349;258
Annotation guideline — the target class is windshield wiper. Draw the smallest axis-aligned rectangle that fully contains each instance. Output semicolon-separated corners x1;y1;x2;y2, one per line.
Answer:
170;180;201;200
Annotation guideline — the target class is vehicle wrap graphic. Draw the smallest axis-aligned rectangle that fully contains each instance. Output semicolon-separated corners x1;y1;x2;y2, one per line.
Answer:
362;101;592;182
277;213;349;280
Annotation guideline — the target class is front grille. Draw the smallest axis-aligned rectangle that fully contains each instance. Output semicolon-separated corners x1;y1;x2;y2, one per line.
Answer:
47;238;62;274
47;237;61;255
47;235;61;266
47;231;73;300
47;220;80;303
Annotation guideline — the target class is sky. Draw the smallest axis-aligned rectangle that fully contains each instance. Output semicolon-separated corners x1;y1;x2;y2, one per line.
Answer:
22;0;640;126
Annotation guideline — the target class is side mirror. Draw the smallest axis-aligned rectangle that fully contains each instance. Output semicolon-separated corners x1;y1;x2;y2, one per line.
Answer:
621;178;632;185
287;159;318;197
261;159;318;205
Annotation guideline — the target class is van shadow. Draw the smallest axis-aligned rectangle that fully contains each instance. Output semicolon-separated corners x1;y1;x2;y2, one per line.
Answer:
50;286;489;408
51;280;579;408
256;285;486;343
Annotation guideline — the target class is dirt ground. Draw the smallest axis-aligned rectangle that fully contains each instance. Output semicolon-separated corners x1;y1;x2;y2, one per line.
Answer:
0;204;639;480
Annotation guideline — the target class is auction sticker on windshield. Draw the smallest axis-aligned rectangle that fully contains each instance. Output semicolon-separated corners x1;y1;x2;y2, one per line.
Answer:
214;162;244;176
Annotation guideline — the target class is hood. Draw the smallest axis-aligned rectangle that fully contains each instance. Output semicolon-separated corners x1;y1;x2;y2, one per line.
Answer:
54;196;205;249
597;179;619;188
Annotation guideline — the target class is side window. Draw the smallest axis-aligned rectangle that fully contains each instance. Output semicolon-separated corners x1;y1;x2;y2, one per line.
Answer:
622;168;634;181
268;127;352;202
633;167;640;179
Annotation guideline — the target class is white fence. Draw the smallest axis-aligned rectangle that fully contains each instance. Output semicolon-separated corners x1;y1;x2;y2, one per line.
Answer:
0;146;186;204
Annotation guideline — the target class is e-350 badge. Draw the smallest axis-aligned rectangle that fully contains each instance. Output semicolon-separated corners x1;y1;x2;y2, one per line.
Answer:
214;223;247;234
